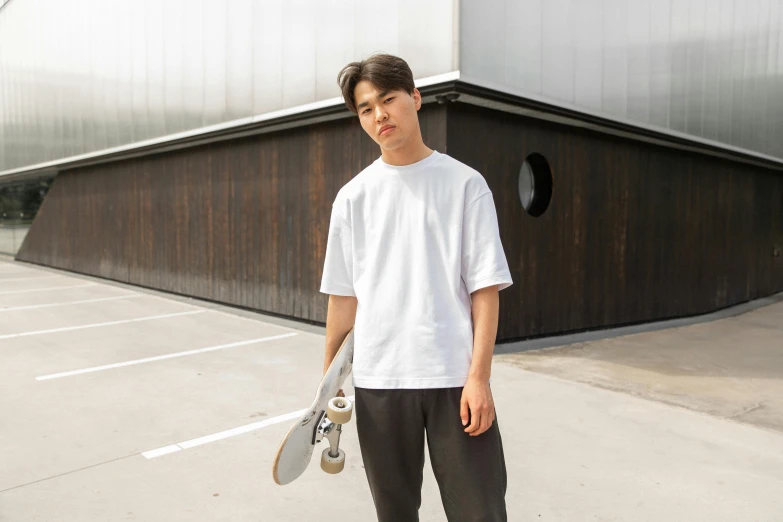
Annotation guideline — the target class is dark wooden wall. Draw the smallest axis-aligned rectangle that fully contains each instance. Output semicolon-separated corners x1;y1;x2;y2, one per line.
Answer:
447;103;783;340
16;100;783;340
16;105;447;324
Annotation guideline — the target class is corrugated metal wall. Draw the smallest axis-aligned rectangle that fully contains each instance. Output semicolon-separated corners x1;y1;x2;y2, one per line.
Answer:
4;0;782;173
0;0;457;173
460;0;783;162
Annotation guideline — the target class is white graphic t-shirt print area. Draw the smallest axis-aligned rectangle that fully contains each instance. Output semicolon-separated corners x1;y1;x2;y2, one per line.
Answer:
320;150;513;389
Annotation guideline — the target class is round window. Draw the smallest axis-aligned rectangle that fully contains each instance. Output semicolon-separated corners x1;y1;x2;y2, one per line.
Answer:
518;153;553;217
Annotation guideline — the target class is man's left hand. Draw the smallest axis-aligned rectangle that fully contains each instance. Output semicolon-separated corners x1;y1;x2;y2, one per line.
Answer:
460;376;495;437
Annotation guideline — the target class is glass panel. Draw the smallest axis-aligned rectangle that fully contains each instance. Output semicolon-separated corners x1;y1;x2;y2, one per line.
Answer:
518;160;535;211
0;176;54;256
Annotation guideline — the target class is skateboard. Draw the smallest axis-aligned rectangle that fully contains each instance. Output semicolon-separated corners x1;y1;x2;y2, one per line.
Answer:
272;327;355;485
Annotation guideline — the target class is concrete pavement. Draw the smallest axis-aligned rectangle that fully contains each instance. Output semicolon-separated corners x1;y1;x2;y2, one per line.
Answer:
496;297;783;434
1;257;782;521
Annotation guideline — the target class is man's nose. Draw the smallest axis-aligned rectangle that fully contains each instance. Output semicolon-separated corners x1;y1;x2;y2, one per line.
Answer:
375;107;388;122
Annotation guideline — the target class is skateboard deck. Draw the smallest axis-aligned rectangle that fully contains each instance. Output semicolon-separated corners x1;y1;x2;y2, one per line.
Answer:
272;327;355;485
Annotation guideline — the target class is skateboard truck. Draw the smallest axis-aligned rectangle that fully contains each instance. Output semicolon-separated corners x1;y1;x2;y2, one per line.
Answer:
314;411;343;457
312;397;354;474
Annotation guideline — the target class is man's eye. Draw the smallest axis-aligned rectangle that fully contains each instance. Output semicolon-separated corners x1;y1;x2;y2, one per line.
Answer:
385;97;394;103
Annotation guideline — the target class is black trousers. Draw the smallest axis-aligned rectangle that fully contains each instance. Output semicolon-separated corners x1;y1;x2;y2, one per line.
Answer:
354;387;508;522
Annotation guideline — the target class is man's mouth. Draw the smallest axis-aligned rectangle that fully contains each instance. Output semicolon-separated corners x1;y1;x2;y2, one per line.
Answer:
379;126;395;136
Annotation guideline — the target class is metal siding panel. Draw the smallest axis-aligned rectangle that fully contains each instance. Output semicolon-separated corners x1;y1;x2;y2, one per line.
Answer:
456;0;783;162
733;1;753;149
202;0;227;126
626;0;651;124
252;0;284;115
755;0;774;153
72;0;89;157
59;3;75;158
0;0;457;174
702;0;723;141
459;0;506;86
315;1;355;101
104;2;121;148
601;0;629;118
649;0;673;130
504;0;542;94
90;1;108;151
716;0;736;144
130;0;150;143
670;0;691;132
572;2;604;111
20;2;33;166
398;0;453;77
353;0;400;63
226;0;254;120
116;0;134;147
145;0;167;138
181;0;205;130
542;0;574;104
20;2;783;172
0;13;5;163
30;0;42;162
162;0;185;134
282;0;317;108
684;0;707;137
772;0;783;152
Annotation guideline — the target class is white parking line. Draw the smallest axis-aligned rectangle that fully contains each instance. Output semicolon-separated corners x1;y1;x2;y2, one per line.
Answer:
0;283;95;295
0;294;140;312
36;332;299;380
142;395;356;459
0;310;205;340
0;275;60;283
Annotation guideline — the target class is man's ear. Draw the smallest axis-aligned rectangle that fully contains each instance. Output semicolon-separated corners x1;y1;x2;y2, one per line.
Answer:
413;88;422;110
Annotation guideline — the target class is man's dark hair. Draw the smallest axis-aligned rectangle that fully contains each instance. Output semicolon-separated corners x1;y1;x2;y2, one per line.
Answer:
337;53;416;114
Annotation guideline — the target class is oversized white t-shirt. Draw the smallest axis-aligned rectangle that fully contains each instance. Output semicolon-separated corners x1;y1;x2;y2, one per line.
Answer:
319;150;513;389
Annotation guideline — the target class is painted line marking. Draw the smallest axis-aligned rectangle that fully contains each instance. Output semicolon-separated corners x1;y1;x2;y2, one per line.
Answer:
0;310;205;340
0;283;95;295
142;395;356;459
0;294;140;312
0;275;60;283
36;333;299;380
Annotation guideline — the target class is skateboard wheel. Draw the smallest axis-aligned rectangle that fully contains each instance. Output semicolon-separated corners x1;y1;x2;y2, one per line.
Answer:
327;397;353;424
320;448;345;474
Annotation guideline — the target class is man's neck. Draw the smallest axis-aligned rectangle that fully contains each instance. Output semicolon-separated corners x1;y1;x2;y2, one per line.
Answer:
380;142;433;167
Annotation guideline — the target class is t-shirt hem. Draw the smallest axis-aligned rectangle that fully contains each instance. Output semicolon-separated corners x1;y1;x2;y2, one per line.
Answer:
353;375;469;389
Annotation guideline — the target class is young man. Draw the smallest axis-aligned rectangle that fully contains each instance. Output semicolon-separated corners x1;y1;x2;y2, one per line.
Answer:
319;53;512;522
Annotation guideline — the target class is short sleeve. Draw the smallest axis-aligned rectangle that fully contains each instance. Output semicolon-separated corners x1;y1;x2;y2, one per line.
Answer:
461;191;514;294
320;205;356;296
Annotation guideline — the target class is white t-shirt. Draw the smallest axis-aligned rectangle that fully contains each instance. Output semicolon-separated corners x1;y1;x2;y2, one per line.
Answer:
319;150;513;389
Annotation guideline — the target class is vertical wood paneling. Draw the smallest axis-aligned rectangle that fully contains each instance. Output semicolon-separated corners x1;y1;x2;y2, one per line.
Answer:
17;107;446;323
448;103;783;340
15;101;782;340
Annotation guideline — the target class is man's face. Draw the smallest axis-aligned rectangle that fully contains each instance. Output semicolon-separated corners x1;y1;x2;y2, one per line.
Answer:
353;80;422;150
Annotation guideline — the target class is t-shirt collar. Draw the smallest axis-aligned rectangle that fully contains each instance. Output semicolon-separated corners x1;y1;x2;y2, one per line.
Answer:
377;150;441;171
